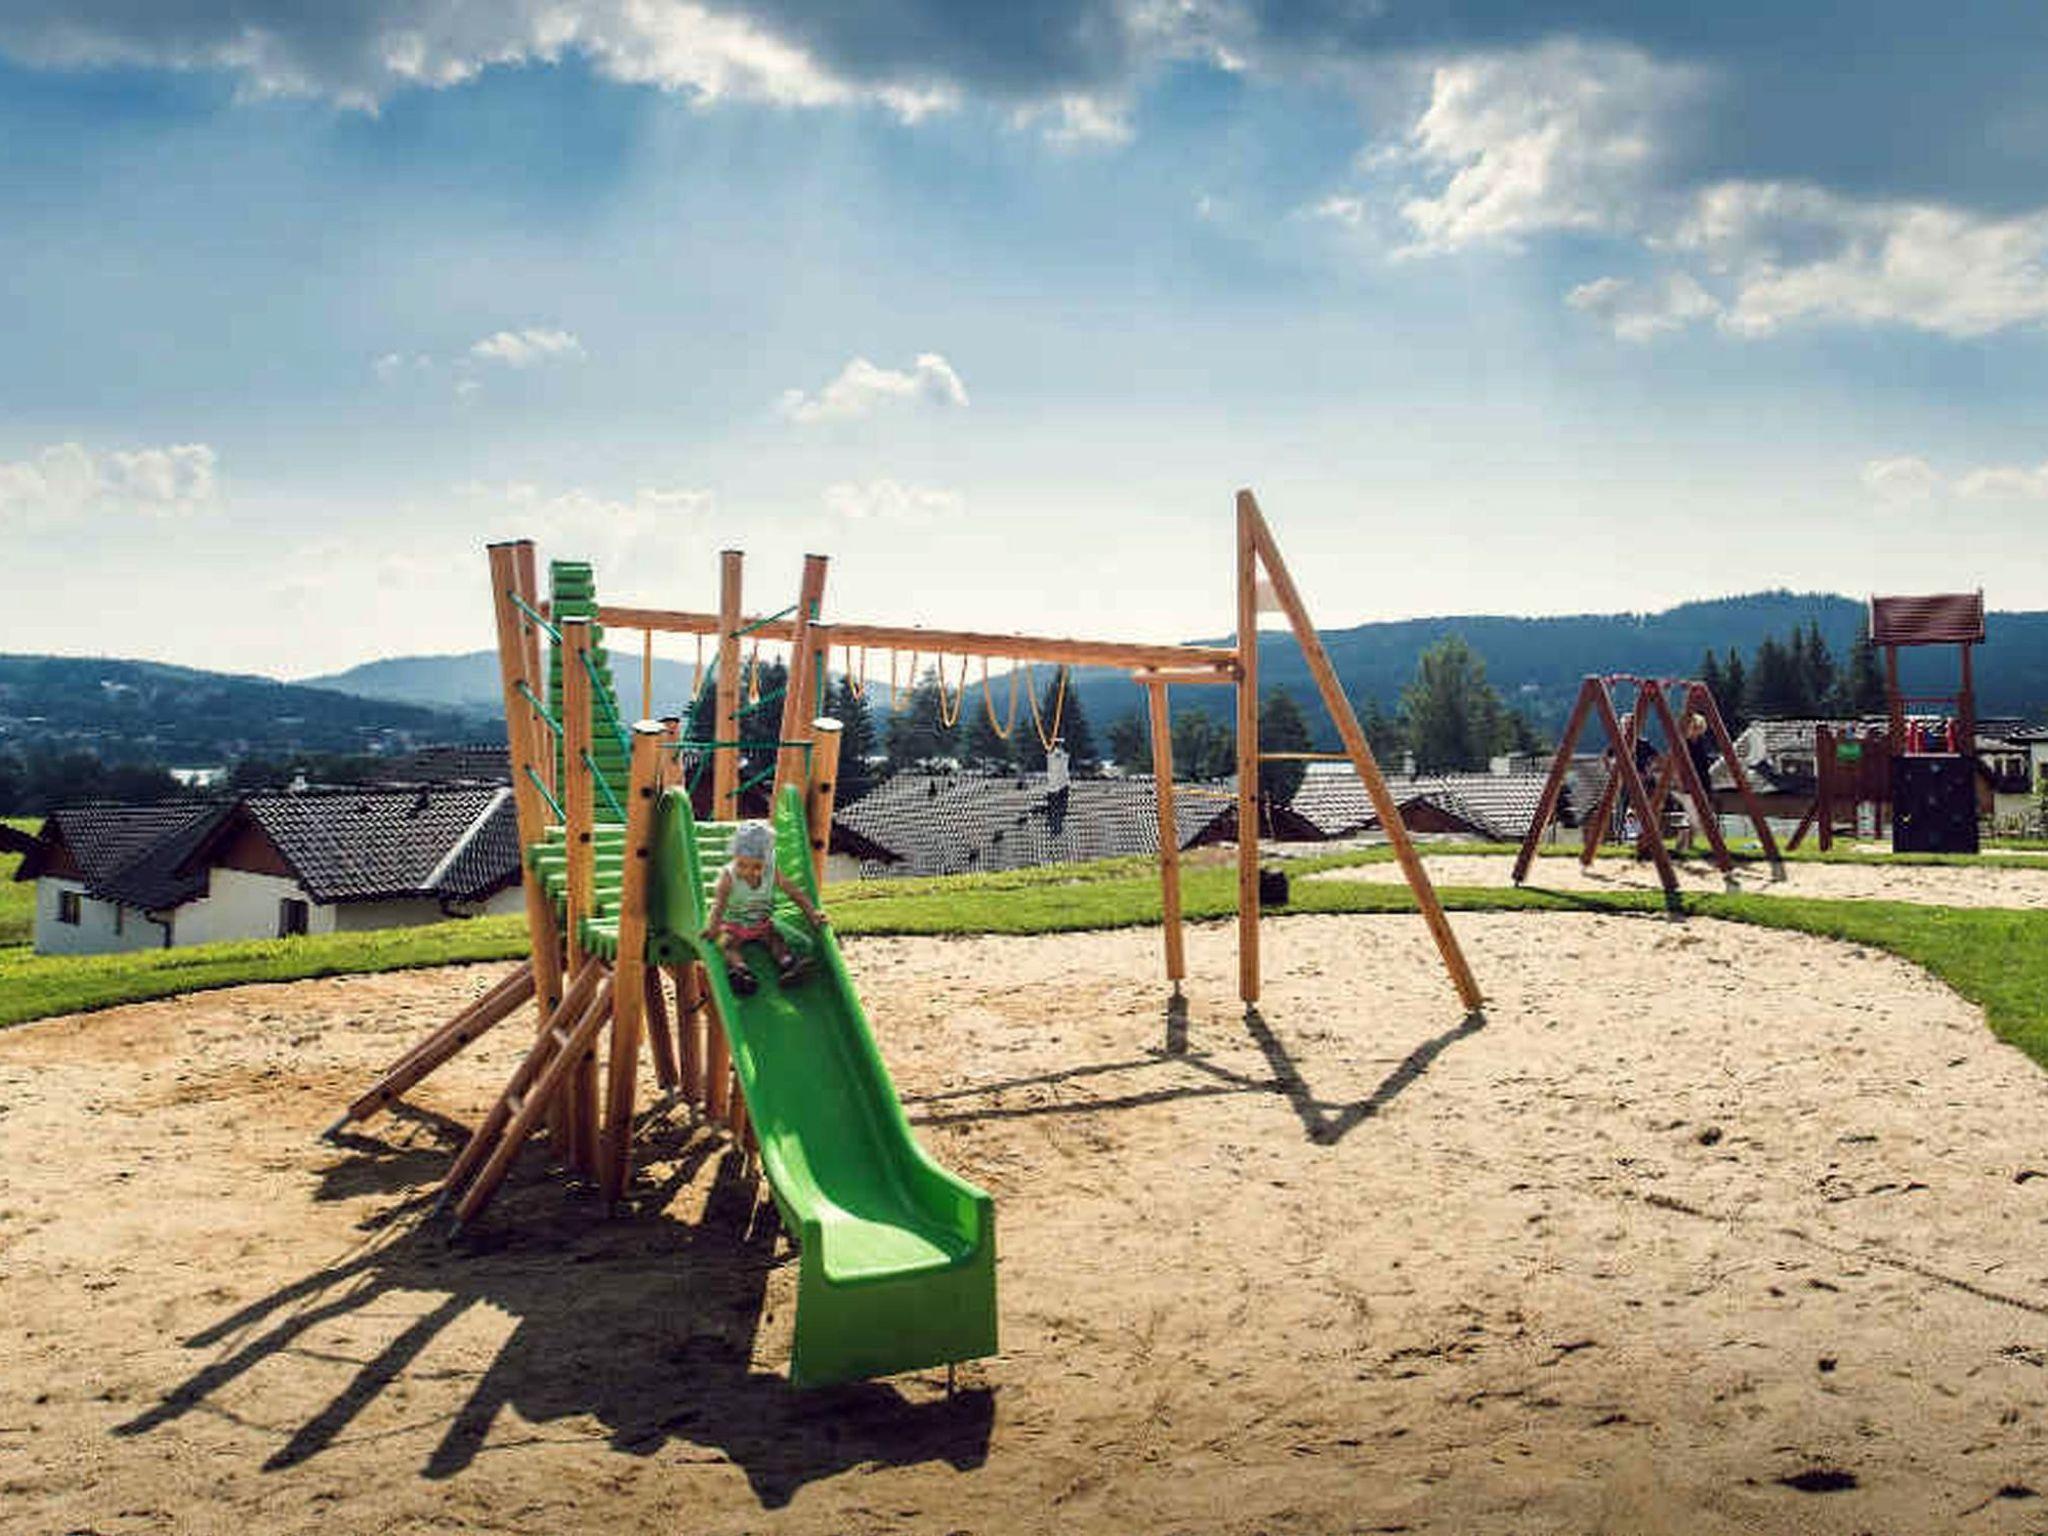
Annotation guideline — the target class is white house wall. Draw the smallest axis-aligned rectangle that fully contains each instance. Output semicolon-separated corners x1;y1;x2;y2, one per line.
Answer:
33;878;164;956
174;867;340;947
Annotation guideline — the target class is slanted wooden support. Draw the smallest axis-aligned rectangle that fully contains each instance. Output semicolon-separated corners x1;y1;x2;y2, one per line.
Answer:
1511;677;1598;885
1240;490;1484;1013
451;969;617;1232
1145;680;1186;986
1583;680;1682;906
670;964;705;1107
1641;682;1733;871
1234;497;1262;1005
705;997;733;1124
1687;683;1781;870
326;962;535;1135
560;616;600;1173
774;558;831;802
1581;682;1653;866
487;542;568;1150
438;958;603;1218
715;550;743;820
599;723;664;1207
804;717;844;891
644;965;679;1092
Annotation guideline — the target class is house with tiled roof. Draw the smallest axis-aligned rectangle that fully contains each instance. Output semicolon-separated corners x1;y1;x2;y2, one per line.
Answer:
1289;760;1589;844
14;787;524;955
833;770;1322;879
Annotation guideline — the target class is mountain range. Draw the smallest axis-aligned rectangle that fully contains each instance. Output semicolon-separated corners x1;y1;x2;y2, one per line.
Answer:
304;591;2048;748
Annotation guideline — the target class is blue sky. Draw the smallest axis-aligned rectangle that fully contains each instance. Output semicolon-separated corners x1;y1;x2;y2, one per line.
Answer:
2;2;2045;677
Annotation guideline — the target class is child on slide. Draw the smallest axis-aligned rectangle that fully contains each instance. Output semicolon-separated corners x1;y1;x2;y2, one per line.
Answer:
703;821;827;996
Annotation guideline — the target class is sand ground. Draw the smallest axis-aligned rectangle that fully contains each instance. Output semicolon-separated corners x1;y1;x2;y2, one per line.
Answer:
6;912;2048;1534
1313;849;2048;908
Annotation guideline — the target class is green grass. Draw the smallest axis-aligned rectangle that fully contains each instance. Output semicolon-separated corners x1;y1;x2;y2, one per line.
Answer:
4;839;2046;1077
0;817;37;947
0;916;528;1030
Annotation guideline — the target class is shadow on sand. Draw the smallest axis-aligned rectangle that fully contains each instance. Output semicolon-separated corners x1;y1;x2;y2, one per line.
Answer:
115;1112;992;1508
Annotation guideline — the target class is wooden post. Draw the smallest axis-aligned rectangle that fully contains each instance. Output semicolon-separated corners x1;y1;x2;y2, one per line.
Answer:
1689;685;1781;869
561;617;600;1172
599;723;663;1207
673;964;705;1108
1958;641;1977;763
1241;491;1484;1012
1885;643;1904;748
715;551;743;820
512;542;552;802
644;965;678;1091
775;561;832;803
487;542;568;1098
705;997;733;1124
1815;727;1837;852
1145;680;1186;986
1511;678;1597;885
1235;497;1261;1005
804;717;844;891
1585;681;1682;904
1581;682;1653;866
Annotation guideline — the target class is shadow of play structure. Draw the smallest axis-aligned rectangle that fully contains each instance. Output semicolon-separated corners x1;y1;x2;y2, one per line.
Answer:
322;488;1486;1390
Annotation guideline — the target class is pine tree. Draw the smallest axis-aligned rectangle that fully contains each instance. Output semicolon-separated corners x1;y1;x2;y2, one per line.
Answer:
1722;649;1748;734
823;674;880;803
960;681;1018;771
1747;635;1803;718
1843;632;1887;715
885;667;960;769
1802;620;1837;714
1399;634;1509;772
1022;669;1098;771
1171;708;1236;779
1786;626;1812;714
1362;698;1405;761
1700;649;1726;719
1259;687;1313;804
1105;709;1149;772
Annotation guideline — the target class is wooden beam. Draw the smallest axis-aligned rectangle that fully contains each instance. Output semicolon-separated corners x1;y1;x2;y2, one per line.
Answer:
1643;683;1731;871
1585;680;1681;905
1235;495;1261;1005
599;723;663;1207
1580;683;1653;866
1128;667;1237;687
804;717;844;891
1688;683;1781;870
774;557;830;802
330;962;535;1132
1242;490;1484;1012
644;964;678;1092
1511;677;1597;885
1145;681;1186;986
598;604;1240;672
714;551;743;821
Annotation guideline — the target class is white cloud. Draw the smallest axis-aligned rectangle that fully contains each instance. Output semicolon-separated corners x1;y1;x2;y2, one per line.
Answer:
1308;195;1367;228
0;2;946;119
1861;456;1941;504
0;441;219;521
469;327;585;368
1013;93;1133;149
1677;183;2048;339
1374;41;2048;341
374;351;433;380
1565;271;1718;341
1956;462;2048;501
458;478;716;573
777;353;969;424
821;479;963;521
1396;41;1698;255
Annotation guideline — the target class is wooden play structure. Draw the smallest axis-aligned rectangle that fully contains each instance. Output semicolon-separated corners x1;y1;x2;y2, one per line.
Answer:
1512;675;1783;903
1871;592;1986;854
322;489;1481;1383
1787;724;1893;851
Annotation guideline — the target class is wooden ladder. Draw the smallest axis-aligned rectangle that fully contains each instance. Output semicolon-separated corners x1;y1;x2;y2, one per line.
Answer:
323;960;537;1139
435;958;615;1233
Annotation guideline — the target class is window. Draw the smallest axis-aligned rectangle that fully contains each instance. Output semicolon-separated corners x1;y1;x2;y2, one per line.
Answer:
278;898;309;938
57;890;81;925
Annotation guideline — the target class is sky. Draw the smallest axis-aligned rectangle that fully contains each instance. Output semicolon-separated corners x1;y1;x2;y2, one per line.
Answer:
1;1;2046;678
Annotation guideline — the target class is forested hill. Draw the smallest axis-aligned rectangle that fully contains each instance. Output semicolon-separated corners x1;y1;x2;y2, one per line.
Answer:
0;654;482;762
1064;592;2048;741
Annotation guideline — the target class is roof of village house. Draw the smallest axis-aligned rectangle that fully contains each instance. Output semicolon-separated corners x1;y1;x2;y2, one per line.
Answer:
12;801;235;911
180;786;520;905
1289;761;1576;843
834;771;1266;878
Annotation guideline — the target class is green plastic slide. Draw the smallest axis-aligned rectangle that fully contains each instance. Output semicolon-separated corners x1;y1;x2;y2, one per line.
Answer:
647;785;997;1388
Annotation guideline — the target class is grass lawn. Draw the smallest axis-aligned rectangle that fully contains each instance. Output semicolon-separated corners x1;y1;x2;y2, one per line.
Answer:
1;817;38;947
4;842;2045;1077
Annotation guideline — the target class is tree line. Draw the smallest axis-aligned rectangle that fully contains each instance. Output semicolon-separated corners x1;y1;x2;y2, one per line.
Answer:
1697;621;1887;735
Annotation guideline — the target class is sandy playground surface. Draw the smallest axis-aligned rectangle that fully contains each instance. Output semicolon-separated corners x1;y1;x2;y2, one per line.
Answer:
1314;849;2048;908
7;911;2048;1534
